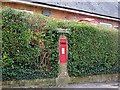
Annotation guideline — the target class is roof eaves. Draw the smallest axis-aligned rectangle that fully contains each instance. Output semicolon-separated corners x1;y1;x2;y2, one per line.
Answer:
7;0;120;21
33;1;120;20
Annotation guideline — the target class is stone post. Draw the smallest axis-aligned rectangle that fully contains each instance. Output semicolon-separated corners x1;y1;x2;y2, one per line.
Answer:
56;34;70;87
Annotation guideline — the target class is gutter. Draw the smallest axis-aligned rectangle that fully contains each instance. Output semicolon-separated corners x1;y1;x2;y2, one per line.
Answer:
4;0;120;21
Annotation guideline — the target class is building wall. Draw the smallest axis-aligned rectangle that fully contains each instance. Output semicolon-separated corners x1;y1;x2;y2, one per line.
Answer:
2;2;119;27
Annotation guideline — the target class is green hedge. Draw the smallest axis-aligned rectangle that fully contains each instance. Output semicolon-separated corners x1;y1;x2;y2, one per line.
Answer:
2;7;118;81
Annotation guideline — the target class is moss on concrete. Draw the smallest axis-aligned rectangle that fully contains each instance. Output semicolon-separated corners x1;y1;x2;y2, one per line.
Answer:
70;74;118;84
2;74;118;88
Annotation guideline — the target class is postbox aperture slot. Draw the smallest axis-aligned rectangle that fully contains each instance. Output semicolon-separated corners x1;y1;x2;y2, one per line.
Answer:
60;42;66;44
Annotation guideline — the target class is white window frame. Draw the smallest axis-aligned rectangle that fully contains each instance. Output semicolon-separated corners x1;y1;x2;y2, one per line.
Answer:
14;9;34;14
100;22;112;28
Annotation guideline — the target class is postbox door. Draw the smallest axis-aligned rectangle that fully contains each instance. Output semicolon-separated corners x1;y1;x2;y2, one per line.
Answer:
60;41;67;64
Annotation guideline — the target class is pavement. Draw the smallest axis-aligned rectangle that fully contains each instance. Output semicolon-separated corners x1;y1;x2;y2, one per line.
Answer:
65;82;119;89
4;82;119;90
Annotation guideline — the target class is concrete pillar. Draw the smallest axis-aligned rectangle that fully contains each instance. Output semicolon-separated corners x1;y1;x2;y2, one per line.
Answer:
56;34;70;87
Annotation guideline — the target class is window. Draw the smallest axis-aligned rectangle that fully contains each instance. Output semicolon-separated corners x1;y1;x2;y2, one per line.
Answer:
14;9;33;14
100;22;112;28
42;10;51;17
20;10;33;14
114;26;119;29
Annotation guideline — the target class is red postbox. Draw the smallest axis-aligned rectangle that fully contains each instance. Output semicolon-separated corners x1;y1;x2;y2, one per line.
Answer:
59;35;68;64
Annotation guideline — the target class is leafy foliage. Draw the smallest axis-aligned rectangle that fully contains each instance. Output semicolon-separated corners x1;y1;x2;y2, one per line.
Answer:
2;7;41;80
67;23;118;76
2;7;118;81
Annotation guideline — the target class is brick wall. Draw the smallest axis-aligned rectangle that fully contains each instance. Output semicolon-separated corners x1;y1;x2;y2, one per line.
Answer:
2;2;119;27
